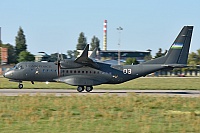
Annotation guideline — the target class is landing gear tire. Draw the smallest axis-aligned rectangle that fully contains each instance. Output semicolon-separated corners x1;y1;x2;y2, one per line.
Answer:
86;86;93;92
18;84;23;89
77;86;84;92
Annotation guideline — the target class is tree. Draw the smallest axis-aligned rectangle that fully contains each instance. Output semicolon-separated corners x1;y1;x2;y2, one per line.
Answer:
17;51;34;62
15;27;27;56
76;32;87;50
90;36;100;51
67;50;73;59
188;49;200;65
1;43;17;64
50;53;67;62
66;50;79;59
144;54;152;61
154;48;167;58
125;58;139;65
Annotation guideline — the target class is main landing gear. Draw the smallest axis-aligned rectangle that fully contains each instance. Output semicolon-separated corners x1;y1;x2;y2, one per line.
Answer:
18;83;23;89
77;86;93;92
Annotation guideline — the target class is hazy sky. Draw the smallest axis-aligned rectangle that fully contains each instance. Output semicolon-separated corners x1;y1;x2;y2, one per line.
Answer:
0;0;199;56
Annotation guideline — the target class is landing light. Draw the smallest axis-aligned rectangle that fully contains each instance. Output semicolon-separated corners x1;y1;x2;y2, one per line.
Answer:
45;81;49;84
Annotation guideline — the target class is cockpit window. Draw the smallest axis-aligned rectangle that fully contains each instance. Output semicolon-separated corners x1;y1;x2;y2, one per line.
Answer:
13;64;24;70
13;65;18;69
18;66;24;70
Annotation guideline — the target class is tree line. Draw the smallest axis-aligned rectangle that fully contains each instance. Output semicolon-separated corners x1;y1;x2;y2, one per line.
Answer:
0;27;34;64
1;27;200;68
0;27;101;64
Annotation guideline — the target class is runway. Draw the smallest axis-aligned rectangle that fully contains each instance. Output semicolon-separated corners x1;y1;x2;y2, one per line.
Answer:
0;89;200;97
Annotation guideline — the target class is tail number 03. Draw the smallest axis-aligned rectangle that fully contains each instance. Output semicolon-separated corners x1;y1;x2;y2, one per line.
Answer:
123;69;131;74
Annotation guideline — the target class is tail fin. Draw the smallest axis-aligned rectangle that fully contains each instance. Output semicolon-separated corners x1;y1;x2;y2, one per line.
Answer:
144;26;193;65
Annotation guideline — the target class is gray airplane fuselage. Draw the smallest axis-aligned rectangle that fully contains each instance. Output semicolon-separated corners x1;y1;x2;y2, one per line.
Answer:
4;61;165;86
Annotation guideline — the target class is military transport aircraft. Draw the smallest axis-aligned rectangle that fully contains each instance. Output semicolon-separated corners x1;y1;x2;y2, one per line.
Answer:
3;26;193;92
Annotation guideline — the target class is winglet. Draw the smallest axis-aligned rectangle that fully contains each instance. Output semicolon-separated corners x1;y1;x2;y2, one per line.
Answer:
75;44;99;68
80;44;89;58
75;44;89;63
89;47;97;59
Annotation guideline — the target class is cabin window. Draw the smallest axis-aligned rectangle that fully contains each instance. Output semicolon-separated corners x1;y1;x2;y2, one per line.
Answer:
78;71;80;73
86;71;88;74
82;71;84;73
94;71;96;74
70;70;72;73
74;70;76;73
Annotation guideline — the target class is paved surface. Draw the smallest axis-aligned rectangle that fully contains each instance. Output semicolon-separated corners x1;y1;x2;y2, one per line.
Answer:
0;89;200;97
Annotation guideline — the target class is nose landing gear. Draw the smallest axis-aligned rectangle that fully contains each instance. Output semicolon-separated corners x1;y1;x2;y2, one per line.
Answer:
18;83;23;89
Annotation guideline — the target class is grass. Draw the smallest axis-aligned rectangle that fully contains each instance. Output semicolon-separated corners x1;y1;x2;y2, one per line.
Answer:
1;77;200;90
0;94;200;133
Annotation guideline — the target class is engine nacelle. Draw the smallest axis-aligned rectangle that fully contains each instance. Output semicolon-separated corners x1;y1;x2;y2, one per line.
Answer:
60;59;83;69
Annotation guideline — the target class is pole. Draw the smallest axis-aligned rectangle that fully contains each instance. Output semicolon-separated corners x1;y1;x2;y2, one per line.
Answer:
117;27;123;65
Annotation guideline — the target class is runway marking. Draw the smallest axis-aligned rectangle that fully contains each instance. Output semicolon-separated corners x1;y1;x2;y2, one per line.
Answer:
0;89;200;97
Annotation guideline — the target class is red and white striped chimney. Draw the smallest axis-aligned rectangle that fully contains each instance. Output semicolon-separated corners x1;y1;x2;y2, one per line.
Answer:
103;20;107;50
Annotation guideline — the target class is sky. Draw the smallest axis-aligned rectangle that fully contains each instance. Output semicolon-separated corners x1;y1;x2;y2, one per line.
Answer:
0;0;200;56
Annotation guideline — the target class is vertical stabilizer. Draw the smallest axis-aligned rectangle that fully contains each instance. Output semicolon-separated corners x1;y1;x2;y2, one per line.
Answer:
144;26;193;65
165;26;193;64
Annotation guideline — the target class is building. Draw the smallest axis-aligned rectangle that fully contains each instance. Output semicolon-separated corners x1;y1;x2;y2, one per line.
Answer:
100;50;151;63
0;47;8;64
0;64;14;75
35;52;50;62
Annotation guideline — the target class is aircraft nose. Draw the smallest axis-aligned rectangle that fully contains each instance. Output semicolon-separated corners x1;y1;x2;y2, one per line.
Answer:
3;72;7;78
3;71;12;78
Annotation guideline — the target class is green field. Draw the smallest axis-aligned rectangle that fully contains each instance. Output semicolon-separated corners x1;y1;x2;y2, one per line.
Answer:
0;95;200;133
1;77;200;132
1;77;200;90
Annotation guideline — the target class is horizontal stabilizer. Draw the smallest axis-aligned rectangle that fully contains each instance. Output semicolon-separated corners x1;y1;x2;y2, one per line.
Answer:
161;64;188;68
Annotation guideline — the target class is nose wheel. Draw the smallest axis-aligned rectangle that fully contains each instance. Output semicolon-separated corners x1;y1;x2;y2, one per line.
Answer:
18;84;23;89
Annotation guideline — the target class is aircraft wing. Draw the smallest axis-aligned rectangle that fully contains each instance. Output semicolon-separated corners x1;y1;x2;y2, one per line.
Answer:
75;44;99;69
54;75;108;86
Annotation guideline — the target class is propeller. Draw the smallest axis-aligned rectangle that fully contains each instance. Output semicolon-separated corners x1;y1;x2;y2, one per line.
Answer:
55;53;61;77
